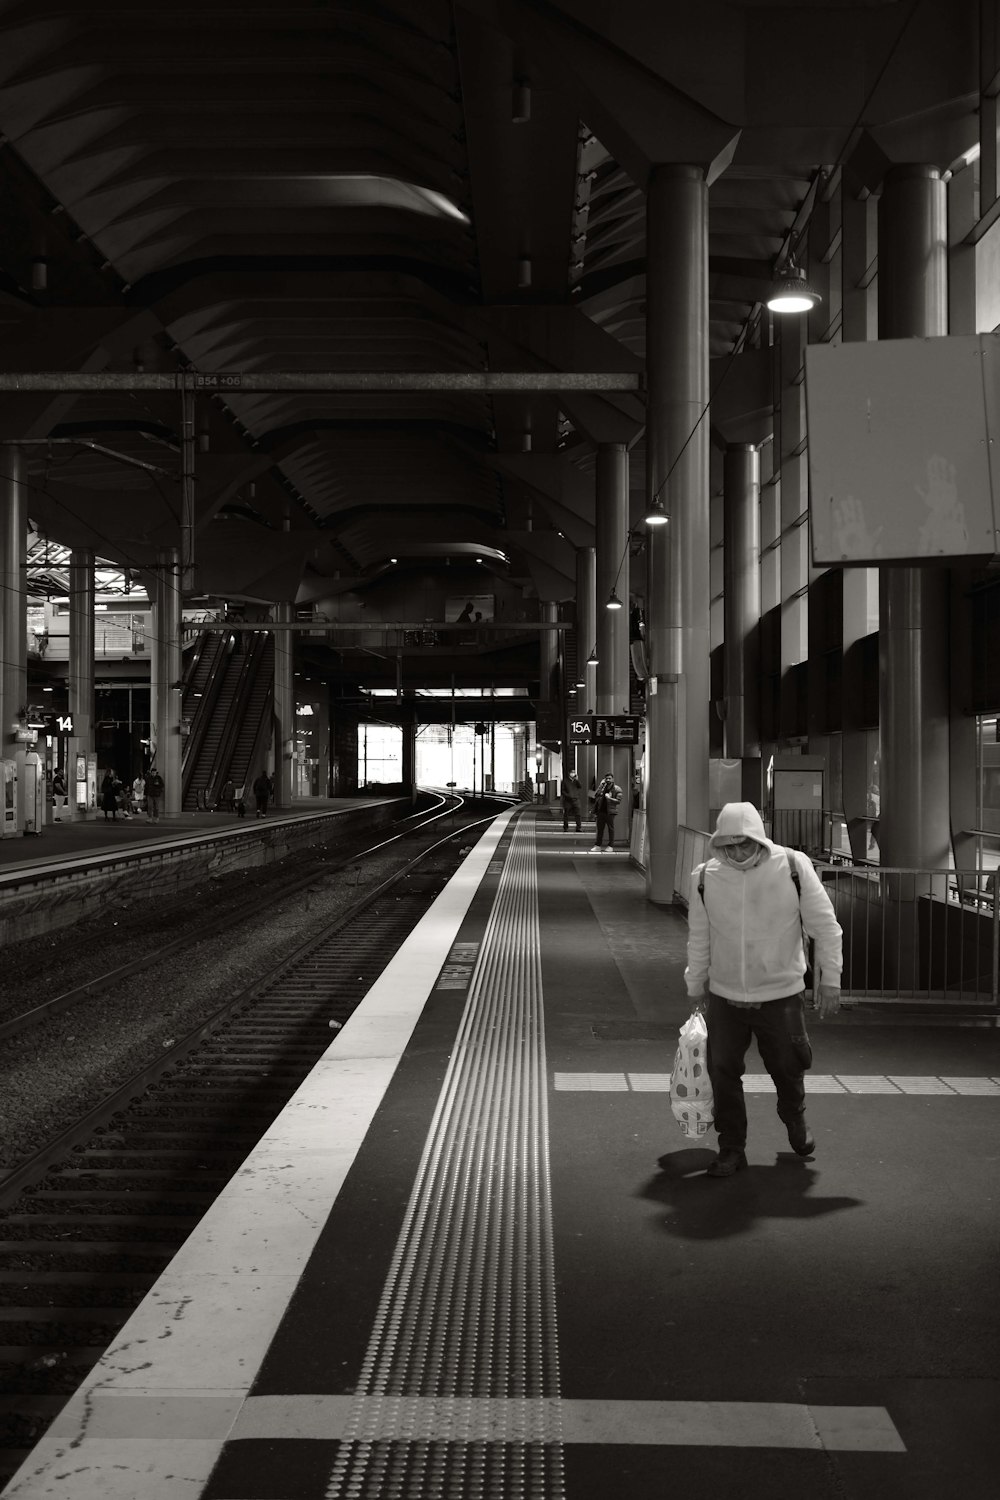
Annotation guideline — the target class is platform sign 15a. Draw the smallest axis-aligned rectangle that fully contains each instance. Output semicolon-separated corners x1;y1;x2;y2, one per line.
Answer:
568;715;641;745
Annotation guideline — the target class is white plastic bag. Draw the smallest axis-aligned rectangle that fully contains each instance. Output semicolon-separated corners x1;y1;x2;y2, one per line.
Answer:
669;1008;714;1140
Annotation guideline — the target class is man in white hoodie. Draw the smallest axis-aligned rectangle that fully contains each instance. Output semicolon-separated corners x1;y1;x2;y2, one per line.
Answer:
685;802;844;1178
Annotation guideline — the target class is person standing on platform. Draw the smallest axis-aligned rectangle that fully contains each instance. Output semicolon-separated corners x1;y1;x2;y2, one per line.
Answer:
132;771;145;815
253;771;273;817
100;770;119;822
219;777;236;813
561;771;582;832
144;766;165;823
684;802;844;1178
590;772;622;852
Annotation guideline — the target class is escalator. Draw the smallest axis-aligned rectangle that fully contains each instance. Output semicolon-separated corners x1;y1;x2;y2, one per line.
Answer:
181;630;274;810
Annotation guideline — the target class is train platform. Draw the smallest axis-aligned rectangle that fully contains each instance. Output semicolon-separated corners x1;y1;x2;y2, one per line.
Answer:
3;809;998;1500
0;797;395;876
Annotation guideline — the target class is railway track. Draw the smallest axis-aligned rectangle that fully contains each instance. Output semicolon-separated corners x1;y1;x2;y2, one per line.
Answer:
0;790;466;1044
0;800;519;1488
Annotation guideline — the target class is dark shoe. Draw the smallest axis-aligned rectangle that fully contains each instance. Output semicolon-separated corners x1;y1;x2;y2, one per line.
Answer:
786;1117;815;1156
707;1148;747;1178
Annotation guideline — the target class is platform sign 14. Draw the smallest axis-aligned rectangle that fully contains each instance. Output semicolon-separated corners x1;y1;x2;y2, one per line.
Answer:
568;715;641;745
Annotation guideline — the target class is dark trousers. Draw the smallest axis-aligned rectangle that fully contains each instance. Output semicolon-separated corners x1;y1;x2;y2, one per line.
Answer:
594;809;616;846
706;991;812;1151
563;806;581;830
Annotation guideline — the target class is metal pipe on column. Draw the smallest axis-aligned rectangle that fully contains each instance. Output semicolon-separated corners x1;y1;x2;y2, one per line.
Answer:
645;165;710;902
595;444;629;810
722;444;760;760
576;545;597;798
272;601;293;810
1;448;27;793
152;548;182;815
67;548;95;818
877;164;950;874
539;599;558;795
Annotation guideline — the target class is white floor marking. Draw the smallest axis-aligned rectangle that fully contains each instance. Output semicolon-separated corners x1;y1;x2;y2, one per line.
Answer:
218;1393;905;1453
553;1072;1000;1095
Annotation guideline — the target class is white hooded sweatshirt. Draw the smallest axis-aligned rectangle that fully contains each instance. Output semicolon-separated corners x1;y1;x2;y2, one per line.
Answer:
684;801;843;1005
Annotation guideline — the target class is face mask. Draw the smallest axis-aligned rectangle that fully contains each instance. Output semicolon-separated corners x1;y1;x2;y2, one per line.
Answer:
722;839;761;869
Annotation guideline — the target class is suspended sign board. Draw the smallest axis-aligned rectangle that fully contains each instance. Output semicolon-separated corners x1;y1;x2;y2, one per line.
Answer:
804;335;1000;566
568;715;641;745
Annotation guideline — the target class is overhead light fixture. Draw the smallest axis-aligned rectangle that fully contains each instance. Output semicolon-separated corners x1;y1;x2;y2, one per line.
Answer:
766;261;822;314
606;588;623;611
644;495;669;526
576;677;585;687
587;649;599;668
389;556;397;563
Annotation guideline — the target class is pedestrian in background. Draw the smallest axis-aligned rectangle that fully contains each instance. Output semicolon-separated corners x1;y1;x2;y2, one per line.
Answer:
100;770;119;822
144;766;165;823
561;771;582;832
684;801;843;1178
590;773;622;852
253;771;273;817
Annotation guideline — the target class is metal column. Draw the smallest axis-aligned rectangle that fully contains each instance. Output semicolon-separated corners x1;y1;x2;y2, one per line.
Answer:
595;444;630;828
722;444;760;762
273;601;294;811
1;448;27;799
877;164;951;873
151;548;182;816
576;545;597;797
67;549;95;819
645;165;711;901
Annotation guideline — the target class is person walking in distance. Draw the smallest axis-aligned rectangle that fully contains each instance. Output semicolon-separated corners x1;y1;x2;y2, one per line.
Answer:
144;765;165;823
591;772;622;852
561;771;582;832
684;802;844;1178
253;770;273;817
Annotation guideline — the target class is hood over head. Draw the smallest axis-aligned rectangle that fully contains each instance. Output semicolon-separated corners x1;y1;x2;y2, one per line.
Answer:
709;801;769;849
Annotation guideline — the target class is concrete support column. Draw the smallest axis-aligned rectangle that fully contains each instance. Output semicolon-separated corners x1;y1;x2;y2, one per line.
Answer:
1;448;27;801
877;165;950;874
67;548;95;819
722;444;760;759
576;545;597;795
400;693;416;803
272;601;293;811
595;443;630;833
151;548;182;816
539;600;558;701
645;164;710;901
841;187;880;861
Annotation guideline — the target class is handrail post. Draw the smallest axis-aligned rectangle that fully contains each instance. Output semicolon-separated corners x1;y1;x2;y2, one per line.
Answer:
992;870;999;1008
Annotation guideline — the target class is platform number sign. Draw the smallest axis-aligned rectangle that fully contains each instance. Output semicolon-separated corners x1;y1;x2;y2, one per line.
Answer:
41;712;73;736
568;714;641;745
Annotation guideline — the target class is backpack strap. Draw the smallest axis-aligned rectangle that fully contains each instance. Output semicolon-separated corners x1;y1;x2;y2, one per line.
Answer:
697;861;707;904
785;847;802;900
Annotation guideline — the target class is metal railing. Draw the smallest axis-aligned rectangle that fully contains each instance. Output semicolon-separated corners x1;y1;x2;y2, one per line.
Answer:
815;863;999;1011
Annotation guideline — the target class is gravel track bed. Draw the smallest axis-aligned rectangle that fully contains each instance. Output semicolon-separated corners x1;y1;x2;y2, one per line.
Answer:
0;841;412;1173
0;826;390;1026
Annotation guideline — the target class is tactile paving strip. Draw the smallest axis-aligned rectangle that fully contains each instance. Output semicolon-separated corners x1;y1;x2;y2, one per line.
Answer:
327;818;564;1499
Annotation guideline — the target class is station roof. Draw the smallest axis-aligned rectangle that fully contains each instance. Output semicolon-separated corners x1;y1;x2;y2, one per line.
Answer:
0;0;979;691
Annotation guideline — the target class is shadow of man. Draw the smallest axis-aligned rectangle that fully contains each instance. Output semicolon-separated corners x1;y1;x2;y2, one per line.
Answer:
639;1148;863;1241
